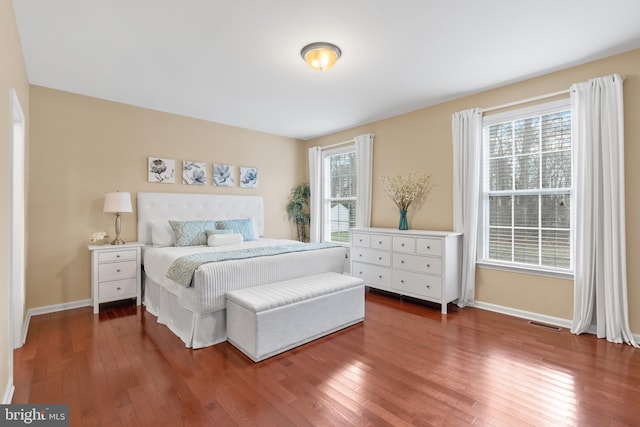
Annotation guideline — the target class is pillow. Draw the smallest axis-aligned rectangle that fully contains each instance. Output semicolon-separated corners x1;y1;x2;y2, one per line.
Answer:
169;220;217;247
215;218;257;241
150;220;175;247
207;233;243;247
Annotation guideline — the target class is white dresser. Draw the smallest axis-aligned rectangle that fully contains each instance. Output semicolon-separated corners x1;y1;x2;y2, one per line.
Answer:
88;242;144;314
350;227;462;314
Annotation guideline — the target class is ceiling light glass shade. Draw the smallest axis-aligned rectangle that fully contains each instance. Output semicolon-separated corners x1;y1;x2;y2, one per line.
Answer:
301;42;341;71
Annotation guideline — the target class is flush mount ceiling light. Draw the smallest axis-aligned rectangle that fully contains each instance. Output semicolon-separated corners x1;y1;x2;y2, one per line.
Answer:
300;42;342;71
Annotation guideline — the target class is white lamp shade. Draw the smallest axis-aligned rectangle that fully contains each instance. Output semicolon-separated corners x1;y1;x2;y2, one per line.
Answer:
103;192;132;213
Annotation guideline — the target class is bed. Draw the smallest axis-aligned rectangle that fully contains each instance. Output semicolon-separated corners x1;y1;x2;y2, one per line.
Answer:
137;192;348;349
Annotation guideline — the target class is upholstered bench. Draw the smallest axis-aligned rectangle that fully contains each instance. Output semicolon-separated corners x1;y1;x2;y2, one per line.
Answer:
226;272;365;362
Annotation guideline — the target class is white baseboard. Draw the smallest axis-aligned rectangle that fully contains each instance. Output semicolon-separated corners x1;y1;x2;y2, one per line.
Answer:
472;300;640;343
22;299;92;345
2;379;14;404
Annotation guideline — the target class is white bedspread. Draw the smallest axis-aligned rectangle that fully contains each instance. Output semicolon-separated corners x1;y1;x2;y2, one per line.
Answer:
143;239;347;314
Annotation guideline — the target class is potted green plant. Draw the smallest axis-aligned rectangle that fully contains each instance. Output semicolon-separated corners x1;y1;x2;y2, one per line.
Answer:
287;183;310;242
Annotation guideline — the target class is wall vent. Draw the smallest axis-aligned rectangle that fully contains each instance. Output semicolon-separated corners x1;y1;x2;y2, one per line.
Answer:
527;320;562;332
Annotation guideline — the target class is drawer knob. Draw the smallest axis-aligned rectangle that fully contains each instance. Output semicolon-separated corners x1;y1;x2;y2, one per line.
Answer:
359;254;362;257
116;255;120;258
401;243;405;247
378;241;382;244
401;260;405;264
426;285;431;289
378;257;382;260
379;275;382;279
359;239;363;242
359;271;363;275
426;264;430;268
427;246;431;250
117;287;121;291
117;269;121;272
400;280;404;284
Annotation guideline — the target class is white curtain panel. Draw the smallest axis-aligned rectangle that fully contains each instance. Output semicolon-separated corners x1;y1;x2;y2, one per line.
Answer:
452;108;482;307
308;146;322;243
355;134;374;228
570;74;636;346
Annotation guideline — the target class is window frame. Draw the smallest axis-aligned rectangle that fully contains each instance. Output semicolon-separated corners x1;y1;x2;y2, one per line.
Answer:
321;143;356;244
478;98;574;279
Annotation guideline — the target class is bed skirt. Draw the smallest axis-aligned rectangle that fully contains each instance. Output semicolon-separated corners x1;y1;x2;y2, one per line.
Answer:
143;273;227;348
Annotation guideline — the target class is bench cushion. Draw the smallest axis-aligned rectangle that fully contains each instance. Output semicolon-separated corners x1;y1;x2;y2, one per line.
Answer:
226;272;364;362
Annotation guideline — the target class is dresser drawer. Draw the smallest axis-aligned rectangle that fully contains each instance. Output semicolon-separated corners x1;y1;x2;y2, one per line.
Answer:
351;247;391;267
99;278;137;300
352;262;392;287
393;253;442;275
393;236;415;253
351;233;371;247
370;235;392;250
98;249;137;263
416;238;442;256
98;260;136;282
392;270;441;299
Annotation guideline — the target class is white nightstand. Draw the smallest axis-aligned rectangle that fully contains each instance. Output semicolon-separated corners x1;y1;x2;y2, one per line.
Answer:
88;242;144;314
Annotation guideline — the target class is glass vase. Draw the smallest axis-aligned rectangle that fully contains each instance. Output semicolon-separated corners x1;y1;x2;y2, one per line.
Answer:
399;209;408;230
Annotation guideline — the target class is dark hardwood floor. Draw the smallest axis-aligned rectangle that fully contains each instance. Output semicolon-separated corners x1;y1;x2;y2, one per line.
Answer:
13;291;640;426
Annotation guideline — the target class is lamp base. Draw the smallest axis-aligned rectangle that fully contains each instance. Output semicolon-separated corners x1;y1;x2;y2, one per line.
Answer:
111;237;125;245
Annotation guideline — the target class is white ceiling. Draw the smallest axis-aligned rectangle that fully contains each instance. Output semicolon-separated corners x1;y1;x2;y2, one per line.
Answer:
13;0;640;140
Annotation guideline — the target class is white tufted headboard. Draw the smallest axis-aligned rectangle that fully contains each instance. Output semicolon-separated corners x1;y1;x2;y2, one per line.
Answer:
137;192;264;245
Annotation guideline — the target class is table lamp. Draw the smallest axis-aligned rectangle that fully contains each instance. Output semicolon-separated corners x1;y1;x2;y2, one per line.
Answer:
103;192;132;245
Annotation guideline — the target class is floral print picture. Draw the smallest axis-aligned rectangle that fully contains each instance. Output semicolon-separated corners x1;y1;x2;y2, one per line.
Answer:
213;164;235;187
148;157;175;183
183;161;207;185
240;167;259;188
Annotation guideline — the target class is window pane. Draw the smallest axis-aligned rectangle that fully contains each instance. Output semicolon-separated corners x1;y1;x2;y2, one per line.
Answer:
514;195;538;227
329;200;355;243
489;123;513;157
514;117;539;154
483;103;572;271
489;228;512;261
329;152;356;198
489;196;512;226
542;230;571;268
542;111;571;151
489;157;513;191
514;228;539;264
541;194;570;229
542;151;571;189
514;154;539;190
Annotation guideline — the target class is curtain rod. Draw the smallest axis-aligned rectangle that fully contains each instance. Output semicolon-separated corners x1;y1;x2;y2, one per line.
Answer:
317;139;355;150
482;88;570;113
482;74;625;114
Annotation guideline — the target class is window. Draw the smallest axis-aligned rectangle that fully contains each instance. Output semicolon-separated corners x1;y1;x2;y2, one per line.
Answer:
322;145;357;243
480;99;572;274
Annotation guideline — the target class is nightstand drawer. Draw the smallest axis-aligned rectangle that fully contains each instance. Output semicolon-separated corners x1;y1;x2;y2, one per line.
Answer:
99;278;137;299
392;270;441;299
393;253;442;275
351;247;391;267
98;249;137;263
99;260;136;282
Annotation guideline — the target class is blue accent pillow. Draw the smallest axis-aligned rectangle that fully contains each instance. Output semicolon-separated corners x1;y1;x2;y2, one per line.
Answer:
169;220;217;246
215;218;257;241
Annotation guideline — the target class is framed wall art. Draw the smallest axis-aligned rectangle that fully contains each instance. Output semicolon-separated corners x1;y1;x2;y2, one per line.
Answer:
213;164;235;187
240;166;258;188
148;157;175;183
183;161;207;185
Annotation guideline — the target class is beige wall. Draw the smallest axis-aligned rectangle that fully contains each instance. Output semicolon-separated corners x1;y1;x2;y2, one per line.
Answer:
27;86;305;309
1;0;30;402
307;49;640;333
